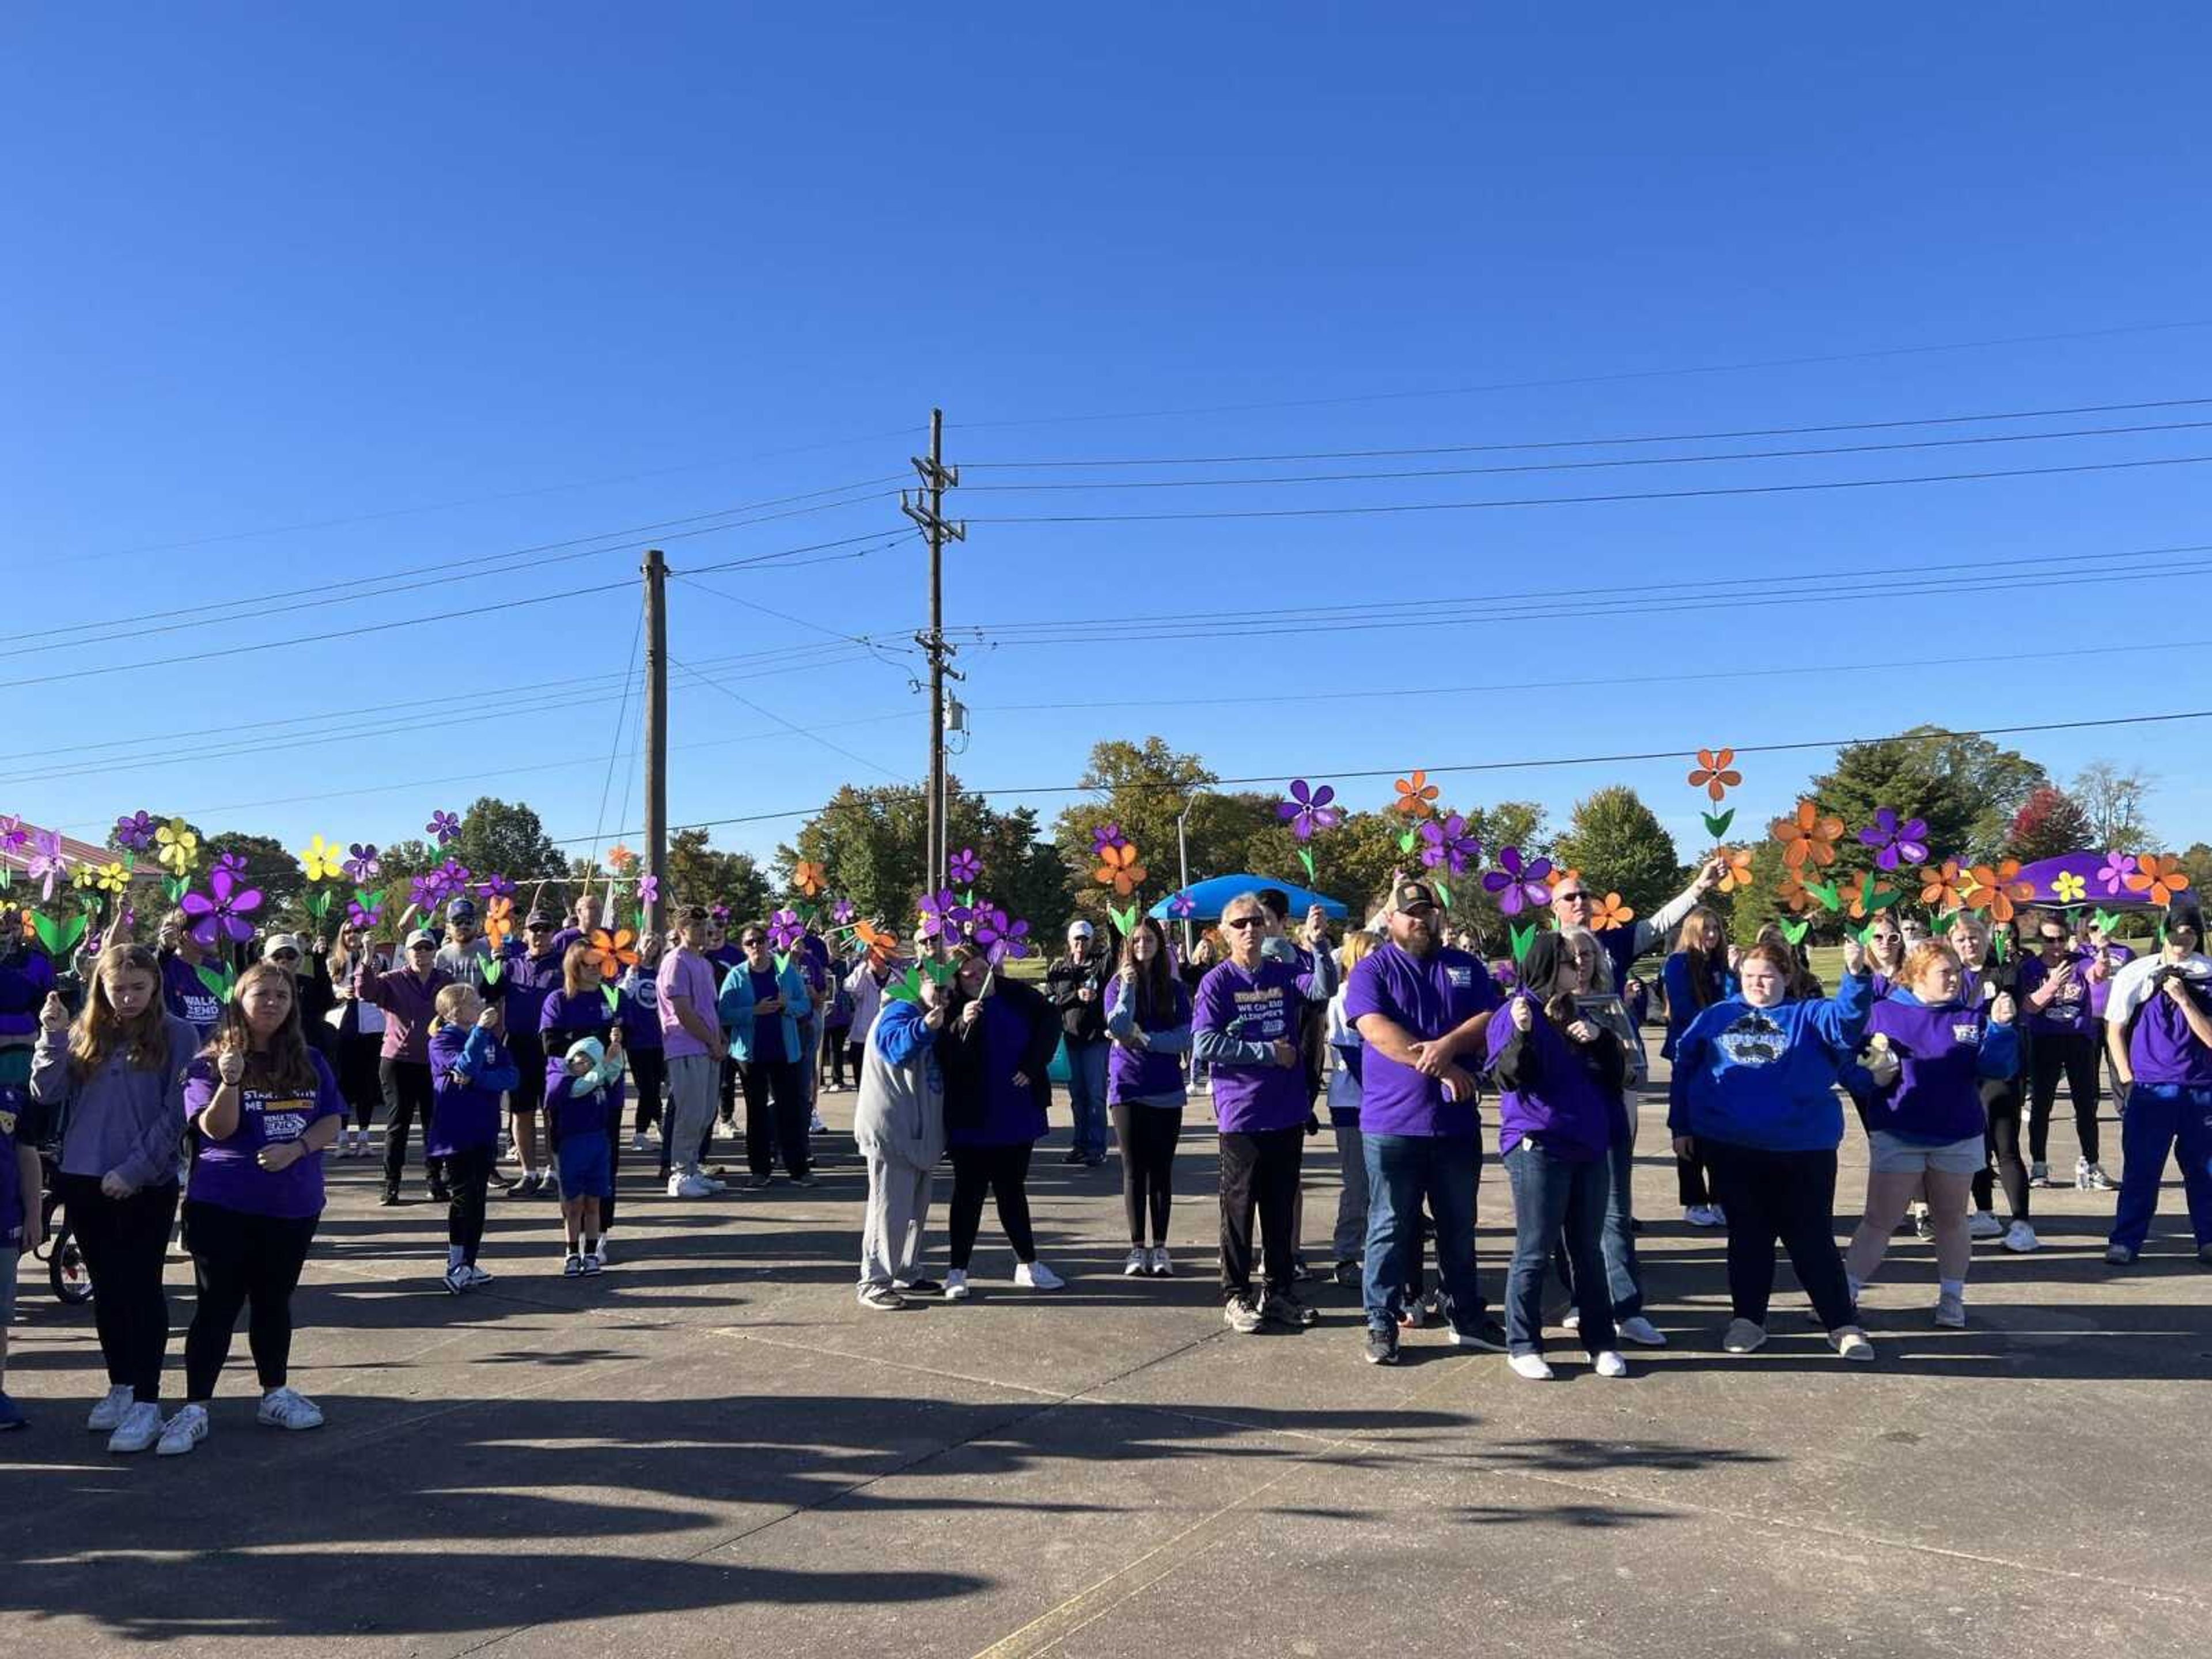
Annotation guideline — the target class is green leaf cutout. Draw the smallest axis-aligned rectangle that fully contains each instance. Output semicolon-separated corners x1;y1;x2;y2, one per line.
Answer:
921;958;959;986
164;876;188;903
1780;917;1812;945
1808;878;1842;914
1434;878;1451;909
1701;808;1736;840
480;955;505;986
1297;847;1316;883
885;967;925;1005
31;910;89;960
1397;830;1418;854
306;889;332;920
2093;908;2122;934
601;983;622;1014
773;952;791;976
195;961;236;1002
1990;929;2010;963
1854;920;1877;947
1509;921;1536;965
1108;903;1137;937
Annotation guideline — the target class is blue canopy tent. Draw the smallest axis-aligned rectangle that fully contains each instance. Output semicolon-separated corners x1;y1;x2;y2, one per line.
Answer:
1146;874;1350;923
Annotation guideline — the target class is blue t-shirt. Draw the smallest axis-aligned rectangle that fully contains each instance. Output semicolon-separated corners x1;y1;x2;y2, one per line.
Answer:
748;970;786;1062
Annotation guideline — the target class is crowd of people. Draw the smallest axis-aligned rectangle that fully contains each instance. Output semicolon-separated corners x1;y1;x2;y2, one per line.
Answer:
2;860;2208;1444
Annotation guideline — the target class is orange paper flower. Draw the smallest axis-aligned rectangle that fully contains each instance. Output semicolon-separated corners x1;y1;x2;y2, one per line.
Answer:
1777;868;1819;915
1960;859;2035;923
483;895;515;952
1393;770;1440;819
2124;853;2192;907
793;859;826;897
851;917;898;968
1094;842;1147;896
1590;892;1635;931
1688;747;1742;802
588;926;639;971
1771;799;1845;871
1716;847;1756;893
606;844;639;874
1919;860;1965;912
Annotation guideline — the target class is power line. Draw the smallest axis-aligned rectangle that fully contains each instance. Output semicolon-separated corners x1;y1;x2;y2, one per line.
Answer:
668;571;920;670
963;451;2212;526
668;654;908;782
960;393;2212;468
948;318;2212;431
585;600;648;873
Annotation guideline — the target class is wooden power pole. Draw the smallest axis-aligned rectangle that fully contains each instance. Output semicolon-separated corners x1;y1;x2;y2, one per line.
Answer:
903;410;963;898
642;546;669;935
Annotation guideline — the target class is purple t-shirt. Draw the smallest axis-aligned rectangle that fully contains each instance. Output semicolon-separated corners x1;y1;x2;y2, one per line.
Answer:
1194;958;1322;1134
184;1049;344;1218
1342;944;1499;1138
2087;944;2133;1020
2126;986;2212;1085
656;949;719;1060
162;953;225;1038
2019;952;2094;1037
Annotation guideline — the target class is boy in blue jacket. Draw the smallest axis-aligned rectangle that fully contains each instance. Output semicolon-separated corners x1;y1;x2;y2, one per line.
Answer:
426;985;518;1294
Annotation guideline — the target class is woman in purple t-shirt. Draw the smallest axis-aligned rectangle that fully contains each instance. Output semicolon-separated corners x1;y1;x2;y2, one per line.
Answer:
158;963;344;1457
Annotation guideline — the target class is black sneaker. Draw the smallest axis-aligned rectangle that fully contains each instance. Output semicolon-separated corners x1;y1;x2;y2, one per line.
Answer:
507;1174;540;1199
378;1187;399;1207
790;1174;819;1188
1062;1148;1086;1165
1449;1317;1510;1354
1332;1260;1363;1287
896;1278;943;1297
1263;1291;1319;1330
427;1183;452;1205
1364;1326;1400;1366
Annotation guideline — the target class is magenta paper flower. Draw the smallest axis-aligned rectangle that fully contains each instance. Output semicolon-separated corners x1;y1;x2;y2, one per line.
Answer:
976;907;1032;963
427;809;461;845
1092;823;1128;855
476;872;515;899
181;863;262;946
1482;846;1554;916
213;851;249;882
1277;779;1342;842
408;872;448;912
948;847;983;885
112;810;157;854
710;903;730;923
918;888;970;940
343;843;381;882
26;829;70;902
637;874;660;907
1169;891;1196;918
1856;808;1930;872
346;897;384;930
767;908;805;951
831;897;855;926
0;815;25;853
1418;813;1481;874
2095;852;2137;896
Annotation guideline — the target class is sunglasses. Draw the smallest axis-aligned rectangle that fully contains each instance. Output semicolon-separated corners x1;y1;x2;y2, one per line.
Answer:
741;936;767;948
2039;935;2067;945
271;950;300;960
1555;891;1591;905
407;942;437;952
1224;916;1266;930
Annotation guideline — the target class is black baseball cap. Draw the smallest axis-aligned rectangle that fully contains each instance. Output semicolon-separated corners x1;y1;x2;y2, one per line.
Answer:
1393;879;1440;912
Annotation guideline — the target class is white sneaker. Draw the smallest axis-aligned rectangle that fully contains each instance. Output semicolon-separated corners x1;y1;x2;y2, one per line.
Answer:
1508;1353;1555;1381
1561;1308;1581;1331
1617;1315;1666;1347
809;1112;828;1134
1123;1247;1149;1278
1830;1326;1877;1363
257;1386;325;1430
107;1400;165;1454
1147;1246;1173;1277
1593;1349;1629;1378
154;1403;208;1457
1015;1260;1065;1291
463;1263;494;1288
672;1175;713;1199
945;1268;971;1301
502;1146;524;1167
2028;1161;2052;1189
443;1264;472;1295
1721;1318;1767;1355
2080;1160;2113;1191
2003;1219;2040;1253
592;1237;611;1266
87;1384;135;1434
1967;1210;2003;1240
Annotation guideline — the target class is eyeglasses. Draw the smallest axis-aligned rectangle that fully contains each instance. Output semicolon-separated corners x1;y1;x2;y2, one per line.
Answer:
2039;934;2067;945
1224;916;1266;930
741;936;766;948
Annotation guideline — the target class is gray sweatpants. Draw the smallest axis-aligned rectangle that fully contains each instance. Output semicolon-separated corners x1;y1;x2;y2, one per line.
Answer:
663;1054;720;1181
859;1154;933;1290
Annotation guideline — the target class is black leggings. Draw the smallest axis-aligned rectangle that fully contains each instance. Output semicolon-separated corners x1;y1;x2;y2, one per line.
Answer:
378;1058;438;1191
445;1143;494;1260
629;1046;665;1135
718;1053;740;1122
1974;1080;2029;1219
337;1033;382;1131
2029;1031;2101;1163
741;1058;810;1178
948;1142;1037;1269
183;1200;318;1401
824;1029;854;1087
1675;1148;1713;1208
62;1175;179;1404
1111;1100;1183;1245
1701;1140;1855;1332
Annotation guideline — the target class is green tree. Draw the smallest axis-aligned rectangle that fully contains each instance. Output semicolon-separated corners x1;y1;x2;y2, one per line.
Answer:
1551;787;1683;918
2176;842;2212;902
1811;727;2044;885
665;827;772;921
448;797;561;886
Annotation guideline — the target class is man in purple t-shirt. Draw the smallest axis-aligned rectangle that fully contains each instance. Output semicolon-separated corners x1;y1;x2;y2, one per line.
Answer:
656;906;727;1199
1343;877;1506;1366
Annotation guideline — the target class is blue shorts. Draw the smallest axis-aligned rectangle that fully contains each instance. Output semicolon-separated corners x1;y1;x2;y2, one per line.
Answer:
556;1131;613;1199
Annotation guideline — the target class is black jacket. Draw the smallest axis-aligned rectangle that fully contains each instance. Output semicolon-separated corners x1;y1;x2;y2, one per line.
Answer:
1047;950;1115;1044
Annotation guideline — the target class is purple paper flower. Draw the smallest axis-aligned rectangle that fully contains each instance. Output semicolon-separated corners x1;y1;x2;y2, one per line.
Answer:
767;908;805;951
637;874;660;907
213;851;249;882
1277;779;1342;842
112;810;157;854
0;815;25;853
26;829;70;902
976;907;1032;964
1418;813;1481;874
343;843;381;882
408;872;448;912
1856;808;1930;872
1168;891;1196;918
1482;845;1554;917
918;887;970;940
346;897;384;930
180;863;262;947
831;897;855;926
2095;852;2137;896
427;809;461;846
710;903;730;923
1092;823;1128;855
478;873;516;899
948;847;983;886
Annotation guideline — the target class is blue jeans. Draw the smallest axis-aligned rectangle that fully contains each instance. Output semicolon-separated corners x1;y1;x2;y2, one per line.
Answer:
1552;1132;1645;1321
1065;1039;1111;1157
1361;1132;1484;1335
1504;1140;1616;1356
2110;1082;2212;1252
1331;1122;1369;1261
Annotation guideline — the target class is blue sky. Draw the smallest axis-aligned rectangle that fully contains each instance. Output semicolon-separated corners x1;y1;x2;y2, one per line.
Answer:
6;5;2210;878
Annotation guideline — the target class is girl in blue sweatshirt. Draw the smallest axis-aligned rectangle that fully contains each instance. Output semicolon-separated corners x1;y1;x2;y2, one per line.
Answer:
548;1035;623;1277
1839;942;2018;1327
1669;936;1877;1361
426;984;518;1294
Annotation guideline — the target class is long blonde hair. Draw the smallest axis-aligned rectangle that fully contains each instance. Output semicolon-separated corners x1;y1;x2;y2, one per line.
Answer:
70;944;174;1079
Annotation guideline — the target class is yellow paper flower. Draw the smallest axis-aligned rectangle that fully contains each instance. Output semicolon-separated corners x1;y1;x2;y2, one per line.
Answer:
156;818;199;874
2052;870;2086;904
95;859;131;895
299;835;344;882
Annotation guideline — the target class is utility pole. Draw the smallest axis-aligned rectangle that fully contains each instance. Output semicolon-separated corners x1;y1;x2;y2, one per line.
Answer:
903;408;964;898
642;547;669;935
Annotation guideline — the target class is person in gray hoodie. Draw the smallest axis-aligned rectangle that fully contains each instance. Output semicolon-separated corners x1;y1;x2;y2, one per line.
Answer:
854;973;949;1310
31;943;196;1454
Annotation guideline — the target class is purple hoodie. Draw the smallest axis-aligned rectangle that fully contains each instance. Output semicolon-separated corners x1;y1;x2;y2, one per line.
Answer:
1103;973;1192;1104
1486;1001;1617;1164
355;963;453;1063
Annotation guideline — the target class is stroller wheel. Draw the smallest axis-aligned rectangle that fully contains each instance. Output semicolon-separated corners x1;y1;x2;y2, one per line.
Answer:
50;1229;94;1305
